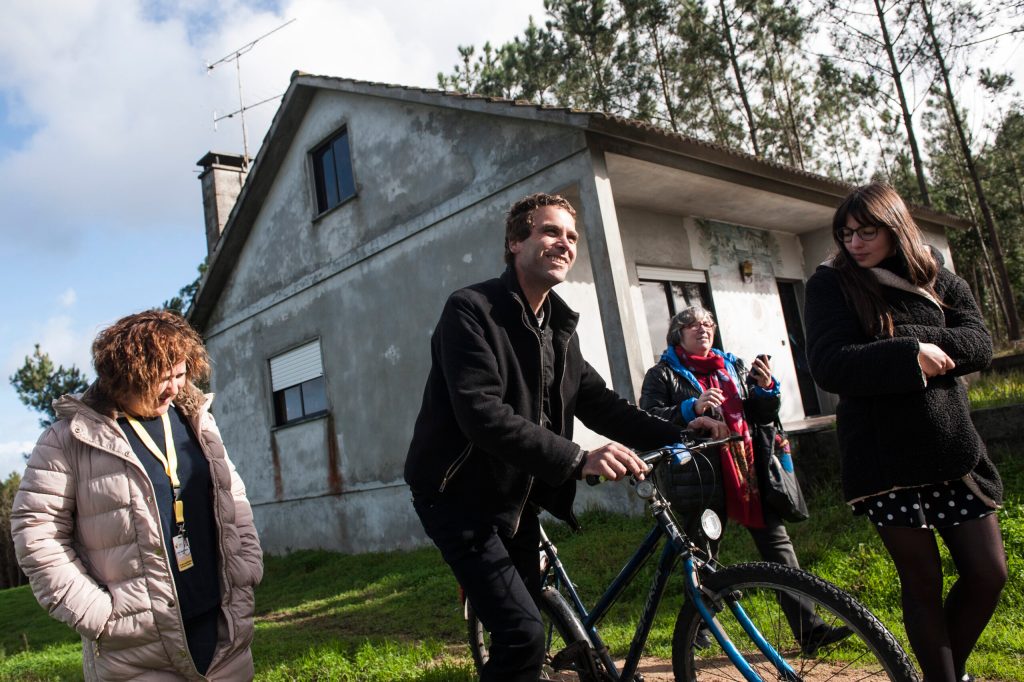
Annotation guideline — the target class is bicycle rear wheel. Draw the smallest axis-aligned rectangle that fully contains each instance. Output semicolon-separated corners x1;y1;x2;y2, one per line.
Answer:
467;586;593;678
673;562;917;681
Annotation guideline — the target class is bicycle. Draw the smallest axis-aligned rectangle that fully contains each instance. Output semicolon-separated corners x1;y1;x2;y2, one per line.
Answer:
465;436;919;681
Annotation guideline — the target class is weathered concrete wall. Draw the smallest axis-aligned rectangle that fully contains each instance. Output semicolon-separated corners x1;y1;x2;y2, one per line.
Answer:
695;219;807;422
799;227;835;279
618;208;694;373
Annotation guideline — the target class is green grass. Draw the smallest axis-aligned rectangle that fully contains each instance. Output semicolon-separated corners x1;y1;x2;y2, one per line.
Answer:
968;369;1024;409
2;448;1023;680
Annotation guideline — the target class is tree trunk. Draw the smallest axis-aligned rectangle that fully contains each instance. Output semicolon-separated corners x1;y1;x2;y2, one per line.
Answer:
771;34;805;169
873;0;931;205
948;123;1011;340
719;0;761;156
649;25;679;132
919;0;1021;339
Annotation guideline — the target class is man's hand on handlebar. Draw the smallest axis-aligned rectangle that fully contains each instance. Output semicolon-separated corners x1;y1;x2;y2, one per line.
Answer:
582;442;650;482
687;415;729;440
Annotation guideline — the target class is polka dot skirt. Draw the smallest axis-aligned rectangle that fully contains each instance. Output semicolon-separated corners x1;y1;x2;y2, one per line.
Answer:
851;479;995;529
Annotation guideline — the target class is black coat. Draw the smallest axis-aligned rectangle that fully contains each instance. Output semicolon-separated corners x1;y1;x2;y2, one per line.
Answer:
804;261;1002;506
404;268;682;536
639;349;780;515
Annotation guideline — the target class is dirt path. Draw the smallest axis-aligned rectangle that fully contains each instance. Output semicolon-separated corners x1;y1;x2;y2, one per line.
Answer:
550;655;908;681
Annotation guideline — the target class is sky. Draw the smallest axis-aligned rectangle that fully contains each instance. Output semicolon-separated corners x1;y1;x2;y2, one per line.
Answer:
0;1;1020;479
0;0;547;477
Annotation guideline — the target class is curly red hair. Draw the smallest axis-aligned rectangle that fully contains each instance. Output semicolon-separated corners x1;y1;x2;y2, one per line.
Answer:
91;309;210;407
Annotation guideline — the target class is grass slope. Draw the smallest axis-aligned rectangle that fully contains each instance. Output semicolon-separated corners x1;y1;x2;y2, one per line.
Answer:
2;447;1021;681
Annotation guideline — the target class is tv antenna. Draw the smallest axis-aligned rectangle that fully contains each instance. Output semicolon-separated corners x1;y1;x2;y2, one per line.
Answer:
206;18;295;167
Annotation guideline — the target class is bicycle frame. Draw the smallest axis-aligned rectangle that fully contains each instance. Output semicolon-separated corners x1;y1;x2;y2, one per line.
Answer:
539;445;800;682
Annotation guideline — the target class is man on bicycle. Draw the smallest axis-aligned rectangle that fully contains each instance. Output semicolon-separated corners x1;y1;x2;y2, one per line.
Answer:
405;192;726;682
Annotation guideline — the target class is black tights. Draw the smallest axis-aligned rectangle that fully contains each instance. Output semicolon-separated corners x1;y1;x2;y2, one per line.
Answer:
876;514;1006;682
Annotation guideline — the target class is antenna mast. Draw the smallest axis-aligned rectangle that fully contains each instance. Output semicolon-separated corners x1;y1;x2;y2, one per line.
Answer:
206;18;295;167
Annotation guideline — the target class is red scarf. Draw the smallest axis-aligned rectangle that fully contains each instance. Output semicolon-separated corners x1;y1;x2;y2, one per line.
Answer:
676;347;764;529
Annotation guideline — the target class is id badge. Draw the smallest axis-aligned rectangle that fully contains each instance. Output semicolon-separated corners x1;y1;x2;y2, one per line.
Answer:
173;534;194;572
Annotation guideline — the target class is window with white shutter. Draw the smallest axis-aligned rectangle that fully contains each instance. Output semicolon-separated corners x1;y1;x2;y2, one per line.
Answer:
269;340;328;425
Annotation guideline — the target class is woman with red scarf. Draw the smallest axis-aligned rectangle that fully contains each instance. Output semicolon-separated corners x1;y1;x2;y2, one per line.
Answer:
640;306;850;654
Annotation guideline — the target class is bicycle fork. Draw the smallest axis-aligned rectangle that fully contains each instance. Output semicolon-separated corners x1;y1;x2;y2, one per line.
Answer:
683;557;801;682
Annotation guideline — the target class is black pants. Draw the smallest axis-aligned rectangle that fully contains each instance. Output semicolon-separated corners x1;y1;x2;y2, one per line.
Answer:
184;606;219;676
414;496;545;682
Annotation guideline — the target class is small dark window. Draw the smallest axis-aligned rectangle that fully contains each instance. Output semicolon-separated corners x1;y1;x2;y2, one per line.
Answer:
273;377;327;425
270;341;328;426
312;129;356;214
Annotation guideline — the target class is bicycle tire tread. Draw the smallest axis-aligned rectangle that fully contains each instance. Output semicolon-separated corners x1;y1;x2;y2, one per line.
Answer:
673;561;918;682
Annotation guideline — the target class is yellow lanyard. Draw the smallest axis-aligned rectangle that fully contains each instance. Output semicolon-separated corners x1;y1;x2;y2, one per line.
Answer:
125;412;185;526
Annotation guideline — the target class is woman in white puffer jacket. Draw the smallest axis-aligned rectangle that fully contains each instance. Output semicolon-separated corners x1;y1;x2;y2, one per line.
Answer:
12;310;263;681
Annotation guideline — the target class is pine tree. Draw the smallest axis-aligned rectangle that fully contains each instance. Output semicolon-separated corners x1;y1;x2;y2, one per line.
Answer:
9;345;90;429
917;0;1021;338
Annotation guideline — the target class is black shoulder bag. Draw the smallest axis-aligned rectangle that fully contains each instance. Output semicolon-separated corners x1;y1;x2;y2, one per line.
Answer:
753;419;809;523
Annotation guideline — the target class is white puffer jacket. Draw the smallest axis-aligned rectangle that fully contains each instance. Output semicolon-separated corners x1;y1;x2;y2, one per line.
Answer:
12;386;263;681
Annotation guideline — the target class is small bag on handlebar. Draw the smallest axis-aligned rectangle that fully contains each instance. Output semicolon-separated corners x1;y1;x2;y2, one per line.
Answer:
753;420;809;523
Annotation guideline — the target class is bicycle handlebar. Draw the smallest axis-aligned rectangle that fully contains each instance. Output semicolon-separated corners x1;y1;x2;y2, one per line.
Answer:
584;434;742;486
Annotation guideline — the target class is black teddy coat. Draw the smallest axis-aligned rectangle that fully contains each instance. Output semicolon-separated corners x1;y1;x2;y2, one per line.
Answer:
804;258;1002;507
404;268;681;536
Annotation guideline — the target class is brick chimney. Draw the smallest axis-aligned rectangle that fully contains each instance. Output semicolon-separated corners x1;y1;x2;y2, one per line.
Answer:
197;152;247;254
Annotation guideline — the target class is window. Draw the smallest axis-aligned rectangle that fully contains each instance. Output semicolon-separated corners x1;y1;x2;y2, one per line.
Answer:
270;340;328;426
312;128;356;214
636;266;718;356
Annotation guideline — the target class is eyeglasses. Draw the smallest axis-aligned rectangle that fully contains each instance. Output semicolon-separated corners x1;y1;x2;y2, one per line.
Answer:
685;320;716;331
837;225;881;243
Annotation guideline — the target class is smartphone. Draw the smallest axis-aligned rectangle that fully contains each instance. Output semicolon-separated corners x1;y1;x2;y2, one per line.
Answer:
748;354;771;385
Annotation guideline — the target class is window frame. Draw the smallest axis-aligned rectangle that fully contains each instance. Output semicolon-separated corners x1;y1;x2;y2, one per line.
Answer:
310;125;357;218
269;339;329;427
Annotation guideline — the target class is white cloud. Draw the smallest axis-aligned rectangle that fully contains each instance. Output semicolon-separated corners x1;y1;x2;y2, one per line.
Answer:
3;314;96;378
58;288;77;308
0;0;545;256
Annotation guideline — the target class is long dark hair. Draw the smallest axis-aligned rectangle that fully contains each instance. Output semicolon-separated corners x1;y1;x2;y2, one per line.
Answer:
831;183;939;337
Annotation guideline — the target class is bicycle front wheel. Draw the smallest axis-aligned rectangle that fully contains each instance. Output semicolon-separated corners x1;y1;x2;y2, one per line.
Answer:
467;586;591;677
673;562;917;681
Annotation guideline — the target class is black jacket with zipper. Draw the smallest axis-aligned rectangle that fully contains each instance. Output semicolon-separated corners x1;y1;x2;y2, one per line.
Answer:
404;268;682;536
